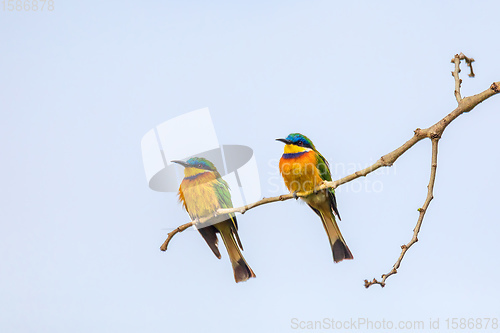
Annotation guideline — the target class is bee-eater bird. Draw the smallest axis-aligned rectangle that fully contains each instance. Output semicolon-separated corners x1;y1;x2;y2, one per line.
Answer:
172;157;256;283
277;133;353;263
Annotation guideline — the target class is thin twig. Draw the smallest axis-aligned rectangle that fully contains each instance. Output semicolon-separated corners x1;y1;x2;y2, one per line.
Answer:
462;53;475;78
451;54;463;103
365;138;439;288
160;221;196;251
159;188;329;251
451;52;476;103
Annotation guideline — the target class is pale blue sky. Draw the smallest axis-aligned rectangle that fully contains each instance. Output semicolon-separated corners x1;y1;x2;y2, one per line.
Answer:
1;1;500;332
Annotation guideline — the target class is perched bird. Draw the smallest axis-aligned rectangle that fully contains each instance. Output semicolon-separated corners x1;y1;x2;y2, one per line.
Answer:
172;157;256;283
277;133;353;263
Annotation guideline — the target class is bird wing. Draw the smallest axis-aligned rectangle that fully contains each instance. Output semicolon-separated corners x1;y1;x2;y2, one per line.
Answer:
213;177;244;250
316;152;341;220
316;152;332;182
178;180;222;258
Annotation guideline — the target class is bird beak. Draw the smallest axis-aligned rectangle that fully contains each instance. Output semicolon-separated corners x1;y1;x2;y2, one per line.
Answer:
276;138;292;144
171;160;190;168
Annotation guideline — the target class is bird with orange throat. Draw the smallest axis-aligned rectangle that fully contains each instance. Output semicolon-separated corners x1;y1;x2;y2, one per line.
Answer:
277;133;353;263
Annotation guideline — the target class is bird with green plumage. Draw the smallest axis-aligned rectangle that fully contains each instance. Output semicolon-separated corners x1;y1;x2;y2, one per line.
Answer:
172;157;256;283
277;133;353;263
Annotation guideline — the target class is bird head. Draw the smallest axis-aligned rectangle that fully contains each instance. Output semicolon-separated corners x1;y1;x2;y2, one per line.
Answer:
171;157;219;178
276;133;316;154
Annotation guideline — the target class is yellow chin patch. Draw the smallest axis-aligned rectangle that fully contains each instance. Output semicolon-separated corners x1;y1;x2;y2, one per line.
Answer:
184;167;209;178
284;144;309;154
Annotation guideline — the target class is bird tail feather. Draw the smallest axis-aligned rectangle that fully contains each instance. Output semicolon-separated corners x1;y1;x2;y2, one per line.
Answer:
319;208;353;263
218;224;256;283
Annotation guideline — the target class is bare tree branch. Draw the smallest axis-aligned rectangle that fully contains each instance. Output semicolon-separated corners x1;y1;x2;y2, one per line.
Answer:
364;138;439;288
160;54;499;287
364;56;499;288
452;52;476;103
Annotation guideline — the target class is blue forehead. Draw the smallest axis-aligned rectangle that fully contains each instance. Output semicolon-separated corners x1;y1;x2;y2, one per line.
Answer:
186;157;214;169
286;133;312;144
